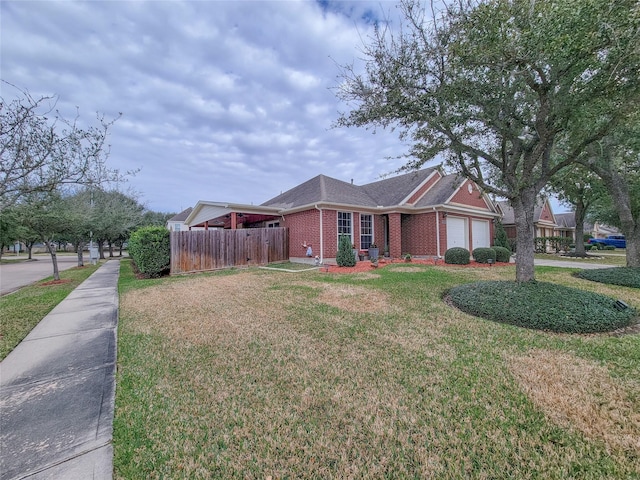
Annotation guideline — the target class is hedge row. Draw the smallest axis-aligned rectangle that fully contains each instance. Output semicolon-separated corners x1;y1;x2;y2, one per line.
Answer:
444;246;512;265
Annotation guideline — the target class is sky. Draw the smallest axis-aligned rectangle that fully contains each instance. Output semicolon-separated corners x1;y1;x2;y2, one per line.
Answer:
1;0;426;214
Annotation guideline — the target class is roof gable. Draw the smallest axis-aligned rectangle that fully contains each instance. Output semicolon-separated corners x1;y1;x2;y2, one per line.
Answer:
361;168;437;206
498;198;555;226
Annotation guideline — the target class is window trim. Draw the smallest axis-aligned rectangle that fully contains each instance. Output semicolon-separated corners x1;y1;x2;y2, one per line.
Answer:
337;211;353;247
360;213;373;249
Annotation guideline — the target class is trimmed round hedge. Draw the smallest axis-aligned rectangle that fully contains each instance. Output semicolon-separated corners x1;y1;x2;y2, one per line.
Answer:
447;280;637;333
445;247;470;265
575;267;640;289
472;247;496;264
492;246;511;263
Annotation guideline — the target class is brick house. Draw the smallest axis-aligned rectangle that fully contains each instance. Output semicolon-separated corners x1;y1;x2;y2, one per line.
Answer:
184;167;499;263
497;198;558;241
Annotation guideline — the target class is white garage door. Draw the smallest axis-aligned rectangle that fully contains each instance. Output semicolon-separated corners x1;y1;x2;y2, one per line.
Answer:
447;217;467;250
472;219;490;251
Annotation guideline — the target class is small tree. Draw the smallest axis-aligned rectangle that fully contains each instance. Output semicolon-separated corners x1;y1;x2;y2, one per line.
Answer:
492;220;510;250
1;82;124;210
336;234;356;267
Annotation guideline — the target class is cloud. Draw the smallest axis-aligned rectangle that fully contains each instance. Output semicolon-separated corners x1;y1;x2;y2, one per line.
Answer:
1;0;416;212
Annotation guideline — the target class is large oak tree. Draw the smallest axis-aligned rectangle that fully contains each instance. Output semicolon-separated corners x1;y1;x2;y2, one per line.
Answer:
336;0;639;281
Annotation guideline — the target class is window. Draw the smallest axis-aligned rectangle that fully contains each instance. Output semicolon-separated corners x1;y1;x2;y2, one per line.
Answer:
337;211;352;245
360;214;373;249
267;221;280;228
174;223;181;232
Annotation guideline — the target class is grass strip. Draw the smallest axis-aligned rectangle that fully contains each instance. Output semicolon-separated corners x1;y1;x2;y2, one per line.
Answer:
0;262;102;360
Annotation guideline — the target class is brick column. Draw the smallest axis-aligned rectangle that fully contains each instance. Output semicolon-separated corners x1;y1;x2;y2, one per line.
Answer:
388;212;402;259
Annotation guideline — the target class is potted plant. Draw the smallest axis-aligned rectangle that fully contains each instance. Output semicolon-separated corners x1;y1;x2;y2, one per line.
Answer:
370;257;378;268
368;243;379;260
403;253;412;262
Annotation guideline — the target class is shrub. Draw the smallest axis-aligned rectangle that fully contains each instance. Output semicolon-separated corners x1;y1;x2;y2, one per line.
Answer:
604;245;615;251
472;247;496;264
493;220;510;249
575;267;640;289
445;247;470;265
492;246;511;263
447;281;637;333
128;226;170;278
336;235;356;267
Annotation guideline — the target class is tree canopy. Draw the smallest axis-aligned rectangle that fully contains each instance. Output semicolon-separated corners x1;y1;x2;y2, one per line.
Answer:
0;82;123;210
336;0;640;281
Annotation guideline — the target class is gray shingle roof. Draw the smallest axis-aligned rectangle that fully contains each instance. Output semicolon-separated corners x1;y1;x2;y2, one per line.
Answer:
414;173;462;207
259;167;487;212
498;199;550;225
554;212;576;229
361;168;437;206
261;175;378;209
168;207;193;222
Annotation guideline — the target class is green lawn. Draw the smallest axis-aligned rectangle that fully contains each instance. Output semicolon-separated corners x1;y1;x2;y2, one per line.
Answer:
0;262;103;359
114;260;640;479
534;252;627;266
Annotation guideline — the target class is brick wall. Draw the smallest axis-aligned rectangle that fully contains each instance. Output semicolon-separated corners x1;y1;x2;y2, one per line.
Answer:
283;209;320;258
450;180;491;209
401;212;441;256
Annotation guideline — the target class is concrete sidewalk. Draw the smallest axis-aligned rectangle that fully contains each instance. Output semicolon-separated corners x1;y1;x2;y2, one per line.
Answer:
1;260;120;480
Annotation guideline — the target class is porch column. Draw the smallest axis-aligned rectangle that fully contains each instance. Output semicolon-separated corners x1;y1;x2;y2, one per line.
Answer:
388;212;402;259
231;212;237;229
204;221;209;231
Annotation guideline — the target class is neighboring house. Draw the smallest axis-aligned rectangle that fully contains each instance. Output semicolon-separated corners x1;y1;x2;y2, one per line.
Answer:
167;207;206;232
184;167;499;262
498;202;620;244
554;212;576;241
497;198;558;241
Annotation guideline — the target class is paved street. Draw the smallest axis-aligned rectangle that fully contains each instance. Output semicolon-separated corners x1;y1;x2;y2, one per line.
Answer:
0;255;81;296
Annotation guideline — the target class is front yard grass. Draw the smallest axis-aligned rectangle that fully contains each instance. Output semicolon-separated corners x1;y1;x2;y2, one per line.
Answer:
114;260;640;479
534;252;627;266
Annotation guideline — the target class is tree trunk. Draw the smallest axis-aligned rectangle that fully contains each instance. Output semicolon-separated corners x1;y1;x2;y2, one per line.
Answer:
108;241;114;257
626;226;640;267
511;190;537;282
77;240;84;267
592;164;639;267
46;242;60;281
27;245;33;260
573;198;587;257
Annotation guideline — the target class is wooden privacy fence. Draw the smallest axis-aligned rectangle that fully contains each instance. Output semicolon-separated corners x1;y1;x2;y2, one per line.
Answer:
170;228;289;274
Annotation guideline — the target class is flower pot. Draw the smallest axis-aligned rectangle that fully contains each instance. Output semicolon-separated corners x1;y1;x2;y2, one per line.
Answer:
368;247;379;260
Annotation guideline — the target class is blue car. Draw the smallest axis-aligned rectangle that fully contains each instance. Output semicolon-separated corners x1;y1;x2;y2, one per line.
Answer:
588;235;626;249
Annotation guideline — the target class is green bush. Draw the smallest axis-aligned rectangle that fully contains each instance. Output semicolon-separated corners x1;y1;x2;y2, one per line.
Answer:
492;246;511;263
447;281;637;333
445;247;470;265
128;226;170;278
472;247;496;264
575;267;640;289
604;245;615;251
336;235;356;267
493;220;510;249
535;236;572;253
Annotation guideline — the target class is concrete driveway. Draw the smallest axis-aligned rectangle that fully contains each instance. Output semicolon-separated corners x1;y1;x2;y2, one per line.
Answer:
0;255;81;296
